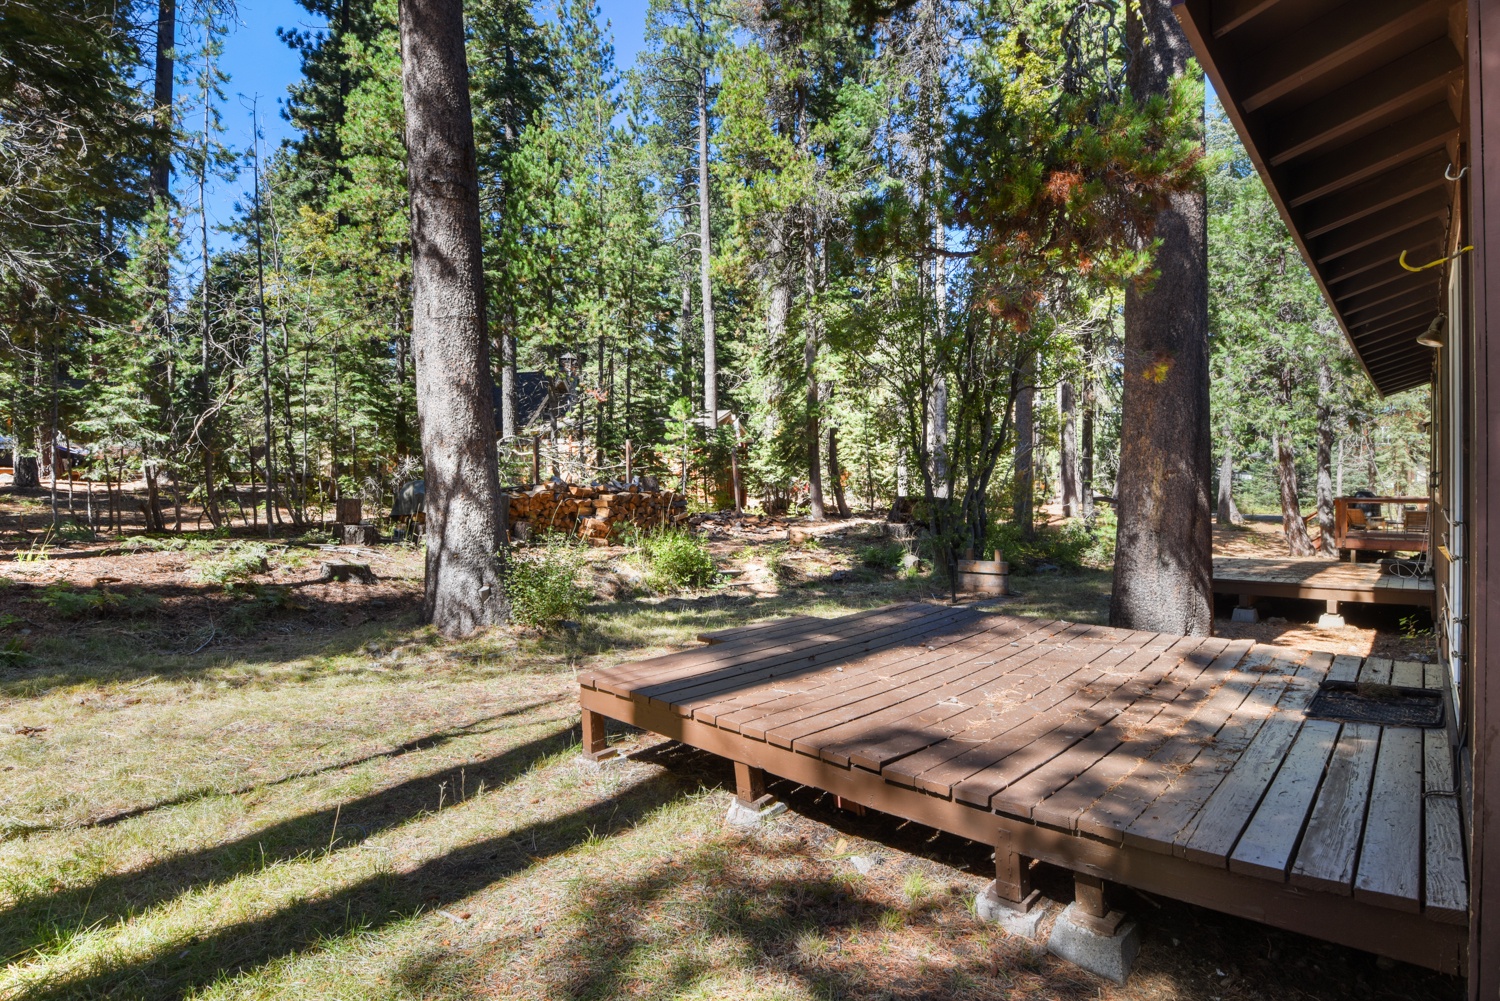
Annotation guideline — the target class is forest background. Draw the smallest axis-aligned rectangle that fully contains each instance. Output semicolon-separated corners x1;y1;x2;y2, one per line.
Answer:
0;0;1428;555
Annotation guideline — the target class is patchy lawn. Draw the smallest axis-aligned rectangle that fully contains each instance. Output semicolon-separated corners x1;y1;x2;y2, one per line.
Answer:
0;515;1459;1000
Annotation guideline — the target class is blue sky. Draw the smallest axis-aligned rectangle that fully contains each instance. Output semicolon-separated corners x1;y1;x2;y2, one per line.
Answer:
205;0;650;248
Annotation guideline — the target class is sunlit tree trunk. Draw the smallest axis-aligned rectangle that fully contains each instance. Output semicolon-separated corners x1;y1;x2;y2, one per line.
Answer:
399;0;508;635
1058;380;1079;517
1111;0;1213;635
1316;359;1337;557
1013;351;1035;538
1275;431;1317;556
1217;435;1244;527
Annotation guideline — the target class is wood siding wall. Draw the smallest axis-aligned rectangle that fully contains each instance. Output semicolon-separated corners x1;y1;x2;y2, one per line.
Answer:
1466;0;1500;990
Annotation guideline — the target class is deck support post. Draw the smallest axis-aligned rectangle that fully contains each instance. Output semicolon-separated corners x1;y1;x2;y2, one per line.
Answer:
1231;594;1259;624
1045;872;1140;984
1319;598;1346;629
976;838;1046;937
580;708;616;761
1070;873;1126;937
726;760;786;827
734;760;767;806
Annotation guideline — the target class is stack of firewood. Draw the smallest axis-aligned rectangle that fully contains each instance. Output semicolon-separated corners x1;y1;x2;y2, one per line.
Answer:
507;482;689;543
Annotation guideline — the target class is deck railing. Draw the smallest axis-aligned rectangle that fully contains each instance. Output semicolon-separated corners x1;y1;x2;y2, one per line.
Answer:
1331;495;1430;553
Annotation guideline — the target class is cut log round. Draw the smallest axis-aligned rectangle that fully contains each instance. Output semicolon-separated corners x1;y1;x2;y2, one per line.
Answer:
319;561;376;584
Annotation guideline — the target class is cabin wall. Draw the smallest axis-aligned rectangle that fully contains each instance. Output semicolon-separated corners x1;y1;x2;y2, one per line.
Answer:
1465;0;1500;988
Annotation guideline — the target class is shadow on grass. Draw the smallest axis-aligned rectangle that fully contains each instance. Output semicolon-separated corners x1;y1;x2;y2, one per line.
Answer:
15;766;689;1001
393;743;1464;1001
1;698;566;842
1;716;579;965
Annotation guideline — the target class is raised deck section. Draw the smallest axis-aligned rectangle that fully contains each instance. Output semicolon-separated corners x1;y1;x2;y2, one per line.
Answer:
1213;556;1435;611
579;603;1466;972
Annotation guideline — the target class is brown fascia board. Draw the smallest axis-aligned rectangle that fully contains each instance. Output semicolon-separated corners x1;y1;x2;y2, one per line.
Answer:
1286;104;1458;207
1342;285;1442;324
1312;189;1450;262
1323;228;1444;285
1300;150;1451;238
1332;257;1444;302
1268;39;1463;166
1175;0;1381;393
1239;0;1454;113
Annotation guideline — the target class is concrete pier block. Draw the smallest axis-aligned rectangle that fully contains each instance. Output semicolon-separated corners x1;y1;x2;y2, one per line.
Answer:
1046;901;1140;984
1231;606;1260;623
975;881;1049;939
725;796;786;829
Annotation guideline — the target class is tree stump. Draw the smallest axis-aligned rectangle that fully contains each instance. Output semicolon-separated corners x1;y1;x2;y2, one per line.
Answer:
335;498;362;526
319;561;376;584
13;457;38;490
339;524;379;546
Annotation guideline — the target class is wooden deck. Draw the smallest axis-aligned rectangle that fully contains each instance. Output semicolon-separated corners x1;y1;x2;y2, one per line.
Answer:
1213;556;1435;611
578;603;1467;972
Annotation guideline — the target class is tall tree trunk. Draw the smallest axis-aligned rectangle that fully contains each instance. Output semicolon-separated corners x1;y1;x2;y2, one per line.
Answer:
1014;351;1035;538
1316;360;1337;556
1058;380;1080;517
1110;0;1213;636
1080;323;1096;521
250;106;277;535
152;0;176;201
198;83;220;528
698;67;717;420
800;215;824;521
399;0;507;635
1217;433;1244;527
828;425;849;517
1274;431;1317;556
500;322;517;438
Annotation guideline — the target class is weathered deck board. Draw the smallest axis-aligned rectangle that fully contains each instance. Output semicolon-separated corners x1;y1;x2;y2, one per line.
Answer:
1290;722;1380;894
1227;719;1341;878
578;604;1467;972
1424;727;1468;923
1354;726;1424;911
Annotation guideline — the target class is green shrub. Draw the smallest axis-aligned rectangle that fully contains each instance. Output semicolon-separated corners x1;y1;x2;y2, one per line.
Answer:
986;514;1115;574
857;542;906;571
53;521;94;543
193;542;272;588
29;584;160;619
506;535;591;628
642;529;716;591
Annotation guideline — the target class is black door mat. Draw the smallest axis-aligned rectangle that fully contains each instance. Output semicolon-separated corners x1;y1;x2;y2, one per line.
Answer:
1306;681;1444;728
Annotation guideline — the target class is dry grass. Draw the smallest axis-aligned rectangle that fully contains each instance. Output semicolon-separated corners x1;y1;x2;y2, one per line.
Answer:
0;523;1465;1001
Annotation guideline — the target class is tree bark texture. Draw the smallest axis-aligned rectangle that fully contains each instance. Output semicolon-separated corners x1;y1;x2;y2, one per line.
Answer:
1315;359;1337;556
399;0;507;636
698;68;717;420
803;217;825;520
1058;380;1080;518
1274;431;1317;556
1013;352;1035;538
1216;437;1244;527
152;0;176;200
1111;0;1213;635
828;426;849;517
500;324;517;438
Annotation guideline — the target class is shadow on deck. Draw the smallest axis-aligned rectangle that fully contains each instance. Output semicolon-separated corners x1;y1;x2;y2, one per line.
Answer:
578;602;1467;974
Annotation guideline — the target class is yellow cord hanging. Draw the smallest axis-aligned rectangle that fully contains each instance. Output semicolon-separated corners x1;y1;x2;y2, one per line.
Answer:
1399;245;1473;273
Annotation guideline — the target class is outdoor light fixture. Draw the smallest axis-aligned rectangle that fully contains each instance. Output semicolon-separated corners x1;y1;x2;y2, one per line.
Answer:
1416;314;1446;348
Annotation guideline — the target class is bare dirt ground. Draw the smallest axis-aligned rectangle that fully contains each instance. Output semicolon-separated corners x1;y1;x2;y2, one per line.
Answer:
0;489;1456;1000
1209;519;1437;663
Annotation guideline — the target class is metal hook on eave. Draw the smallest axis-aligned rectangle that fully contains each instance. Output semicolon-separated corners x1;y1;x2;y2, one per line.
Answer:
1446;163;1469;182
1400;246;1474;273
